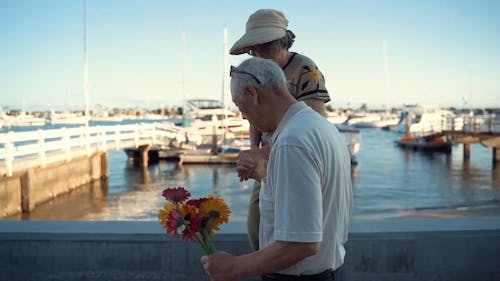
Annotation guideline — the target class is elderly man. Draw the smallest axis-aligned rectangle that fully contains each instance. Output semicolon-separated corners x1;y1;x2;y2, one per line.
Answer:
201;57;352;281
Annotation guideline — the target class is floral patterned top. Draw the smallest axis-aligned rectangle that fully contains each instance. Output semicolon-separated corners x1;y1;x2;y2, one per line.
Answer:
282;52;330;103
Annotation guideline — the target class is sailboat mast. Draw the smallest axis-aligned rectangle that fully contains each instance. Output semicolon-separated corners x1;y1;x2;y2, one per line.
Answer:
221;27;229;140
182;32;187;126
83;0;90;126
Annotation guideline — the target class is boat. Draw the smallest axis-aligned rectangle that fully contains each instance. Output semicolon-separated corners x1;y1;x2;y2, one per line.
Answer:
90;105;125;122
326;111;348;125
178;148;239;165
345;111;400;128
180;99;250;144
48;110;89;125
8;111;46;127
393;104;459;136
335;124;361;164
396;135;451;153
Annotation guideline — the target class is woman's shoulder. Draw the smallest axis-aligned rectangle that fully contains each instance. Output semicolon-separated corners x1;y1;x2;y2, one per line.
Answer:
291;52;318;67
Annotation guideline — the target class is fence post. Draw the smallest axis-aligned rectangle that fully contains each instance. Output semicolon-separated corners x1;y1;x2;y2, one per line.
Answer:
5;131;14;177
115;125;121;150
488;114;492;133
62;127;71;161
85;126;91;156
99;126;106;151
152;124;157;145
135;124;139;148
37;129;46;168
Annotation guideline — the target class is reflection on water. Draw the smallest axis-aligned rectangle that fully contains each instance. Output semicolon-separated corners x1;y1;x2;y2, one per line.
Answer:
7;179;110;220
6;129;500;228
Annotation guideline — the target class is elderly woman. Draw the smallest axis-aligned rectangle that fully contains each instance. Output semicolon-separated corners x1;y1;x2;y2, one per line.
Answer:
231;9;332;252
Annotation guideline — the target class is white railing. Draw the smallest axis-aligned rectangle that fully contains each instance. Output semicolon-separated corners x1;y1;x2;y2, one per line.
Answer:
408;115;500;137
0;122;194;177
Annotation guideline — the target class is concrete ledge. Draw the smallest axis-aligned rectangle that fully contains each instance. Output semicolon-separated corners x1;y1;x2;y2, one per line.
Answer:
1;218;500;281
0;152;108;217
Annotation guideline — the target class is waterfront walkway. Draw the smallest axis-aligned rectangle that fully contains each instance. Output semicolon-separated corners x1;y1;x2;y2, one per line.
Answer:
1;217;499;281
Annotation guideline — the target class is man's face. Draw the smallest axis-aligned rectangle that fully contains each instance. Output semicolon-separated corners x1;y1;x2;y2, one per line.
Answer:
231;86;262;132
231;90;249;120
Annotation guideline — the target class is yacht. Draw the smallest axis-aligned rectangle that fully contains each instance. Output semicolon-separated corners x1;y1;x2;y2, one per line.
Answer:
345;111;400;128
393;104;459;136
181;99;250;144
10;111;46;127
0;110;46;127
48;110;89;125
335;124;361;165
326;111;348;125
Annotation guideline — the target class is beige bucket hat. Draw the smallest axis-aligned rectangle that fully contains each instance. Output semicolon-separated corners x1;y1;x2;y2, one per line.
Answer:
230;9;289;55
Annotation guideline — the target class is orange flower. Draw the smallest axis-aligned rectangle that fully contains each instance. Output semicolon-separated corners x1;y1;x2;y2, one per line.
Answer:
158;187;231;254
199;196;231;231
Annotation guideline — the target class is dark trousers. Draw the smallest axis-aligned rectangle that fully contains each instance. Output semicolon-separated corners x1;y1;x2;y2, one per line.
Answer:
261;269;336;281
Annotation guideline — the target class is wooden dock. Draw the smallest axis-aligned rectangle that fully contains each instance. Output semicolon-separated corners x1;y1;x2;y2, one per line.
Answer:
442;130;500;165
397;114;500;166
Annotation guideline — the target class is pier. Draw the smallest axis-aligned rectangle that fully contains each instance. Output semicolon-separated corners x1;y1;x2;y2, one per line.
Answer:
0;123;192;217
400;114;500;166
442;130;500;165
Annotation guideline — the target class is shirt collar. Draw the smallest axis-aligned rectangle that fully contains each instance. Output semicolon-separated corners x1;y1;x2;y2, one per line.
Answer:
271;101;309;144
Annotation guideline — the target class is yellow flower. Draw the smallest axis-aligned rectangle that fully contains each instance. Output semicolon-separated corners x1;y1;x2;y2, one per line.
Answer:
199;196;230;231
305;65;320;82
179;203;199;221
158;202;176;230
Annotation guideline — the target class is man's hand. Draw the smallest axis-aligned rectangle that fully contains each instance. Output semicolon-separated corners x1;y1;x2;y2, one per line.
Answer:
201;251;238;281
236;146;269;182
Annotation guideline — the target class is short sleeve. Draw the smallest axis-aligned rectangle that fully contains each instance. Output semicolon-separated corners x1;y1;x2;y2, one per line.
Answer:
296;65;330;102
271;145;323;243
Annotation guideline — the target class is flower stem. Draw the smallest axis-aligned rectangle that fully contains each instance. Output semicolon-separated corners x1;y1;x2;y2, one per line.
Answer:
194;232;211;255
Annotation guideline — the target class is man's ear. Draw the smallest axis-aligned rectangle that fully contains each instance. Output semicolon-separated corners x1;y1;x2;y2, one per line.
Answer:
244;85;260;105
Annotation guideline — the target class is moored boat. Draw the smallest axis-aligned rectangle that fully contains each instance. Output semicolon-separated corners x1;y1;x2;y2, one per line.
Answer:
396;135;451;153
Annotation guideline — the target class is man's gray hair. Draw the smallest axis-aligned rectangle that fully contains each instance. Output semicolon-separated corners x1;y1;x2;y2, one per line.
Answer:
230;58;288;96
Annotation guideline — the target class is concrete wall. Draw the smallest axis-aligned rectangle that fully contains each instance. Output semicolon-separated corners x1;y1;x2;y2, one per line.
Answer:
0;152;108;217
1;218;499;281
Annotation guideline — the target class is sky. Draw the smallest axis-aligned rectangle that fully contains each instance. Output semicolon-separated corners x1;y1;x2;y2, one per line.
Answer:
1;0;499;111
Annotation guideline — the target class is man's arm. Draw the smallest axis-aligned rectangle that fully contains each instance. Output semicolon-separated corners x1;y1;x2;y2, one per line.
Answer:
201;241;320;281
249;123;262;149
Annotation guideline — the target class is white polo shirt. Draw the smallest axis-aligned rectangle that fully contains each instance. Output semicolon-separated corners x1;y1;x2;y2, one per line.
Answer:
259;102;352;275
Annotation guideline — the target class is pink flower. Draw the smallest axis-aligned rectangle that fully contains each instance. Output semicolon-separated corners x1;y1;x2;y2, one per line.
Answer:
166;209;183;237
186;197;208;208
162;187;191;203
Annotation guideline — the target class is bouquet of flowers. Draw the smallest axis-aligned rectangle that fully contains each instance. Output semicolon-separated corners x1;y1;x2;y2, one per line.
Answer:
158;186;230;255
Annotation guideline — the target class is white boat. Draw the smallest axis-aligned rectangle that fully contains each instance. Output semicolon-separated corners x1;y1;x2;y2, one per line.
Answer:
90;106;124;122
182;99;250;144
393;104;459;136
10;111;46;127
346;112;400;128
326;111;348;125
0;110;46;127
48;110;89;125
177;135;251;165
336;124;361;164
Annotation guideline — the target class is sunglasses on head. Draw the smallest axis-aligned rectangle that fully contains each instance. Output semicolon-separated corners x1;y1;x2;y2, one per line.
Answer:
229;66;261;85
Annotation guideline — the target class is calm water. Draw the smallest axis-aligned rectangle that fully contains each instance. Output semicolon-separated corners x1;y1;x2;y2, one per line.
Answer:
4;125;500;228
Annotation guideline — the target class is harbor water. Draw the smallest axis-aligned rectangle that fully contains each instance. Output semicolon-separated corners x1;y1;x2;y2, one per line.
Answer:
3;124;500;229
